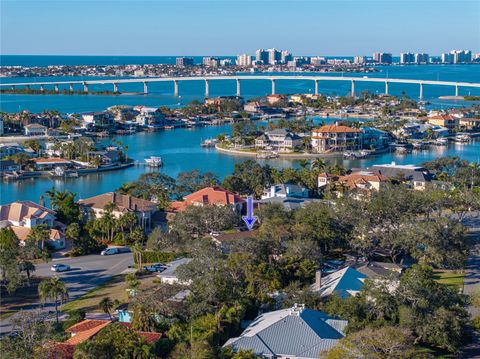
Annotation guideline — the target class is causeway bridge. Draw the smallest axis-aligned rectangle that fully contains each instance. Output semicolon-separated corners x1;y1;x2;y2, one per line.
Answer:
1;75;480;99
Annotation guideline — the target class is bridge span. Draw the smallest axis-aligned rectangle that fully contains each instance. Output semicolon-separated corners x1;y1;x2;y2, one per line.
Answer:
1;75;480;99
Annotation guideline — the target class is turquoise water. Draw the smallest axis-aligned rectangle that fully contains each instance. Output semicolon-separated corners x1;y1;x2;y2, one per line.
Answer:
1;57;479;203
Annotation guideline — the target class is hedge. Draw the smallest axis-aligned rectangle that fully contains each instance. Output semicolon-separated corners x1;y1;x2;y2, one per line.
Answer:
134;251;179;264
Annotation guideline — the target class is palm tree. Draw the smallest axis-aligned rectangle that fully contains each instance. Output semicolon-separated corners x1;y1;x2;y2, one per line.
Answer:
38;277;69;324
99;297;114;319
27;224;50;251
19;261;35;286
311;158;327;172
298;159;310;169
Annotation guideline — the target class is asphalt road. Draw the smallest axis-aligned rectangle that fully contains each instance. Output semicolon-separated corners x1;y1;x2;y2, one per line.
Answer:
0;252;133;334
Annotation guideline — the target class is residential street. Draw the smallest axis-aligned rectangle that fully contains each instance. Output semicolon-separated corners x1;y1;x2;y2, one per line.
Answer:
0;252;133;334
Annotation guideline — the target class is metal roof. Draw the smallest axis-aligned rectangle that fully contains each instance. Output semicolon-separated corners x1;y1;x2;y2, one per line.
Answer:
224;306;347;358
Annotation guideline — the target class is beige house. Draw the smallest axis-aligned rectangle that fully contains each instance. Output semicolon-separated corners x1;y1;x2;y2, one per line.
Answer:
78;192;158;230
0;201;66;249
24;123;48;136
311;124;363;153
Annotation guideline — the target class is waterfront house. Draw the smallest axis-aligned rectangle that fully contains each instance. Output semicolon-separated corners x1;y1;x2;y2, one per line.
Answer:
86;150;121;166
0;201;66;249
223;304;347;358
370;162;434;190
311;267;367;298
459;117;480;130
78;192;158;231
0;160;21;173
266;94;288;105
361;126;391;149
243;101;264;113
133;106;166;129
311;124;363;153
261;183;309;199
255;128;302;152
169;187;245;214
82;111;115;129
427;114;458;131
32;157;71;171
24;123;48;136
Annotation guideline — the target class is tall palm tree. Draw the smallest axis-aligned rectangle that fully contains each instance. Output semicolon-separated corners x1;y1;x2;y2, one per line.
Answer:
38;277;69;324
27;224;50;251
99;296;114;319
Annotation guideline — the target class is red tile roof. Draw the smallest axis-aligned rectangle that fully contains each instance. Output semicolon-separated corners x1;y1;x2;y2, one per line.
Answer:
65;319;111;334
170;187;244;212
137;331;163;344
313;125;362;134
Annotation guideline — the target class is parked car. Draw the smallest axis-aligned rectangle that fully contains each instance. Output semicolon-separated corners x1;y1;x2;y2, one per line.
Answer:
143;263;167;273
101;248;120;256
51;264;71;272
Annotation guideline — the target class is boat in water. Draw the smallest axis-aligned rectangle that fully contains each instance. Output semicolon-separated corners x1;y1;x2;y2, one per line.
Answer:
145;156;163;167
201;138;218;148
256;151;279;159
433;138;449;146
455;134;471;143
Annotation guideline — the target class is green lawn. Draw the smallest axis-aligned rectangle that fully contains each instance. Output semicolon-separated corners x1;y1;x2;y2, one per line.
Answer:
433;270;465;290
61;274;158;313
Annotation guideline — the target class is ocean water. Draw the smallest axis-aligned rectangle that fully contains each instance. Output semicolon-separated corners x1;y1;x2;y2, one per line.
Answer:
0;56;479;203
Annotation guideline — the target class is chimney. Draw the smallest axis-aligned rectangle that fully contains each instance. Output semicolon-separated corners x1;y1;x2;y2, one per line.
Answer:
315;270;322;290
270;185;276;197
286;186;291;196
128;195;132;209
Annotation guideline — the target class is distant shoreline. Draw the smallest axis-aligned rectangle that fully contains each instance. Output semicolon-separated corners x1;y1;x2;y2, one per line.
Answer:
215;144;390;159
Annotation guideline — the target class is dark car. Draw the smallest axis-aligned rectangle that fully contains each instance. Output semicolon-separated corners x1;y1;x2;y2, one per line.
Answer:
143;263;167;272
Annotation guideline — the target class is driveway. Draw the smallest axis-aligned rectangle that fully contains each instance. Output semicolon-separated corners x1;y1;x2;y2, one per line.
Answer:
0;252;133;334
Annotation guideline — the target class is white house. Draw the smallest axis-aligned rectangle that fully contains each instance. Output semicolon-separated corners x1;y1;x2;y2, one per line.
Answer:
157;258;193;284
255;129;302;152
261;183;309;200
24;123;48;136
133;106;166;129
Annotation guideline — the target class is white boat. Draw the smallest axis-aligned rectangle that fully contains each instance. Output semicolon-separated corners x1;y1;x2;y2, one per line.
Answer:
455;134;471;143
434;138;448;146
145;156;163;167
201;138;218;147
256;151;279;159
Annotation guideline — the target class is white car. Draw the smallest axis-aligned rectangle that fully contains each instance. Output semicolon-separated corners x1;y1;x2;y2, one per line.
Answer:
51;264;71;272
101;248;119;256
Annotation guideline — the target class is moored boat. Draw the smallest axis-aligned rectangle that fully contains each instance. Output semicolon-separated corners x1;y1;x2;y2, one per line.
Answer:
145;156;163;167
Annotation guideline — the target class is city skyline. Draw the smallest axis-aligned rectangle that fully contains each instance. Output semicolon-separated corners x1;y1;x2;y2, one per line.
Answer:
1;0;479;56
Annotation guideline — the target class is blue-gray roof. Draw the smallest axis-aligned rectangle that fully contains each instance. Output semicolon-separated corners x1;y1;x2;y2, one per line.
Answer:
224;306;347;358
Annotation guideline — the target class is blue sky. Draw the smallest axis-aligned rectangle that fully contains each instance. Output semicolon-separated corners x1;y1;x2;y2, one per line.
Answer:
1;0;479;56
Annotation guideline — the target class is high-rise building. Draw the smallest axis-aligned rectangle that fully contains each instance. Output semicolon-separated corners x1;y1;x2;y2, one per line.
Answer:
237;54;252;67
450;50;472;64
281;50;293;64
441;52;453;64
176;57;194;67
203;57;220;67
268;48;282;65
255;49;269;64
373;52;393;64
414;53;429;64
354;56;367;64
399;52;414;64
